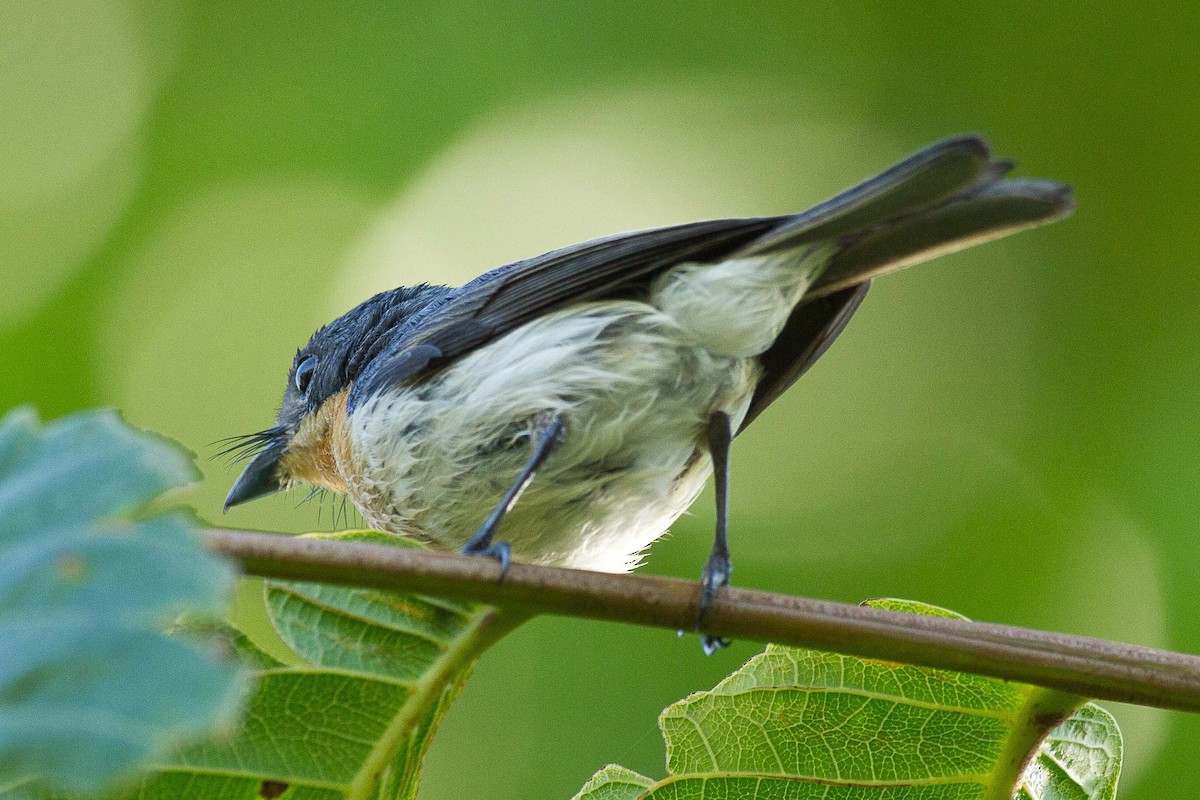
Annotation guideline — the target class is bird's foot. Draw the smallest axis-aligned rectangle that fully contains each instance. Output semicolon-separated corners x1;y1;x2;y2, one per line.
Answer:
697;549;732;654
461;537;511;579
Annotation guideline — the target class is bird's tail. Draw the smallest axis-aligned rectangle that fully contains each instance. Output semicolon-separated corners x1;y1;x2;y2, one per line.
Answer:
727;136;1072;431
739;135;1074;298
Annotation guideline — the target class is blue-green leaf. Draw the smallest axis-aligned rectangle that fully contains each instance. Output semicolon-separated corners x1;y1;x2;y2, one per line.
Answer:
0;408;247;796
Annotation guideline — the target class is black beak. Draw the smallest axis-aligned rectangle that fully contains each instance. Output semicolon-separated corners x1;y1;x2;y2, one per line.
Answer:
224;444;287;511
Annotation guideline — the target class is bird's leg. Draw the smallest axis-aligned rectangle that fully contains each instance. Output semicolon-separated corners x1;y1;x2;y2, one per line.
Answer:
461;411;566;577
698;410;733;654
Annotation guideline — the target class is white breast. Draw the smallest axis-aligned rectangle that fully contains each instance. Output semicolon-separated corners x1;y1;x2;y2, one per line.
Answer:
342;246;824;572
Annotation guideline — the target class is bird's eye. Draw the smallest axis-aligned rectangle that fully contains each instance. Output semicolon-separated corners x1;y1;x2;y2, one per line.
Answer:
295;355;318;394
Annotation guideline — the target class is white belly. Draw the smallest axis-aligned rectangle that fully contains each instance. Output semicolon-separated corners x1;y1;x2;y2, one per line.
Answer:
343;248;823;572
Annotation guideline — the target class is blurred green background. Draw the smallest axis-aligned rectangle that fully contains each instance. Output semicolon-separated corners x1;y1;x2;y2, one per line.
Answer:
4;1;1198;796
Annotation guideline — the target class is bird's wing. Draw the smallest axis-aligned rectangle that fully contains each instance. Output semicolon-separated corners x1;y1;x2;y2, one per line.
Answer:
347;216;783;410
349;136;1072;425
738;281;871;433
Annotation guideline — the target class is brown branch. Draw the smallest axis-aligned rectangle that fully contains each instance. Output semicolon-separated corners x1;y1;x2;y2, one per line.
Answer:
202;527;1200;712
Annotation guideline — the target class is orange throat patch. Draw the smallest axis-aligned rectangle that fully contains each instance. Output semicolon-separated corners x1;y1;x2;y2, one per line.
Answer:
279;388;352;494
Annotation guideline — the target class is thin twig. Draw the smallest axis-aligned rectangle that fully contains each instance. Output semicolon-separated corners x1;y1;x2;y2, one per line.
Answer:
201;528;1200;712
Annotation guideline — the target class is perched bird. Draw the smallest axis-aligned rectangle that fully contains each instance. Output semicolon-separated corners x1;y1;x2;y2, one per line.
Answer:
225;136;1072;652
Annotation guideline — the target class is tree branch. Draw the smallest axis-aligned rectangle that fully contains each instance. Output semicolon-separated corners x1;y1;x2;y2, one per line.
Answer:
202;528;1200;712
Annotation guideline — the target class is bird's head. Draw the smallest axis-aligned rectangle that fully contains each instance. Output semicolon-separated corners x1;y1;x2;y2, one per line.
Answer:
222;283;448;510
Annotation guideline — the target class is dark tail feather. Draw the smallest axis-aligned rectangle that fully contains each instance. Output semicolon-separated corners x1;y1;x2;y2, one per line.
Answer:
735;136;1072;432
737;135;1074;299
812;176;1073;298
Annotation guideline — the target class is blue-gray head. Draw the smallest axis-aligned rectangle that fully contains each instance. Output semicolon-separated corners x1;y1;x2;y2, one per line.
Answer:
223;283;450;509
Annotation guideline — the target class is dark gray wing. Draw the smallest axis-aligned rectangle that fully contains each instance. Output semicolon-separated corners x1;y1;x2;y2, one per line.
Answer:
738;282;871;433
349;135;1072;418
347;217;784;410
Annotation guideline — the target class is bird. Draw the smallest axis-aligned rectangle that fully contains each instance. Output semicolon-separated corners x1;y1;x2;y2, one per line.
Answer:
224;135;1073;653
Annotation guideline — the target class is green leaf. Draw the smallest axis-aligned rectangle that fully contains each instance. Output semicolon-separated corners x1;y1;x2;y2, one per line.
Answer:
573;766;656;800
0;408;246;796
124;532;527;800
1013;705;1122;800
574;600;1122;800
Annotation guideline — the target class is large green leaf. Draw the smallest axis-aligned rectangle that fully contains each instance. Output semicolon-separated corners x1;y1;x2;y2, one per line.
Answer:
123;532;527;800
0;408;246;796
574;600;1122;800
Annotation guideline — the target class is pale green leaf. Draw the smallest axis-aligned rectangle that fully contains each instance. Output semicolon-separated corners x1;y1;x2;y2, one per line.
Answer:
572;765;656;800
576;599;1122;800
0;408;246;796
121;532;526;800
1014;705;1122;800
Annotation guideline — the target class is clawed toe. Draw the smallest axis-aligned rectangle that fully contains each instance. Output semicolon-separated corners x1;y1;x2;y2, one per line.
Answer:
694;551;732;653
462;539;511;578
